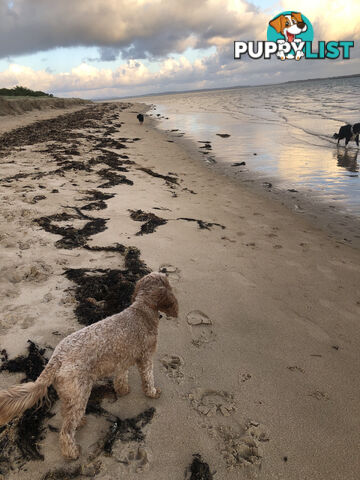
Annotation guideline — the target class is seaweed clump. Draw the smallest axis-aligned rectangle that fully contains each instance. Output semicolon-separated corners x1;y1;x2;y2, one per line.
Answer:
65;246;150;325
0;341;57;469
80;189;115;211
178;217;225;230
102;408;155;455
138;167;178;185
34;208;108;249
187;454;213;480
129;209;167;235
97;168;134;188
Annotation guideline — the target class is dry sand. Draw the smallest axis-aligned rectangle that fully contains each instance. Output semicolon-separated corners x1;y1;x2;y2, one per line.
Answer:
0;101;359;480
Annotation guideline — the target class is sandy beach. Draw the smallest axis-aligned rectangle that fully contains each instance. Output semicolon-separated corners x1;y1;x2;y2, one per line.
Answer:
0;101;359;480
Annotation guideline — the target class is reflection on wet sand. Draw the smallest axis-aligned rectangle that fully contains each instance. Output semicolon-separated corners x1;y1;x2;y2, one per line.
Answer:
141;76;360;215
335;147;359;173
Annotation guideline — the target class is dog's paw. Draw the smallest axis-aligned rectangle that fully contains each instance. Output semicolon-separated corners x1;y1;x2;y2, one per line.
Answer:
146;387;161;399
116;386;131;397
63;444;81;460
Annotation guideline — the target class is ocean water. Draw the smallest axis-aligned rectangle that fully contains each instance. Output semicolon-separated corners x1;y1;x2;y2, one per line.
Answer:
140;76;360;216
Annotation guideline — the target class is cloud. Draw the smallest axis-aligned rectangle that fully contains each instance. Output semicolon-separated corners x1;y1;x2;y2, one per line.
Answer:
98;47;121;61
0;0;359;98
2;42;359;100
281;0;360;40
0;0;263;60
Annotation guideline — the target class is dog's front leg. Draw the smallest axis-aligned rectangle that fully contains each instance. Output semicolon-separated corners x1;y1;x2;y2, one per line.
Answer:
137;357;161;399
114;368;130;396
356;135;359;147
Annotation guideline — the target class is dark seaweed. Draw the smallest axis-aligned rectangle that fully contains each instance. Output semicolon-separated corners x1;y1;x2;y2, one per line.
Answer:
65;246;149;325
178;217;225;230
0;105;111;153
1;340;46;381
80;189;115;211
138;167;178;185
86;381;117;416
97;168;133;188
102;408;155;454
41;466;82;480
129;209;167;235
95;138;127;149
80;200;107;211
34;209;108;249
188;454;213;480
0;341;57;465
31;195;47;203
81;190;115;202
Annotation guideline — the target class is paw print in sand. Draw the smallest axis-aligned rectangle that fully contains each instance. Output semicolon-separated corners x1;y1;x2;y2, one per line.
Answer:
112;442;150;473
216;420;270;469
160;354;184;383
189;388;235;417
186;310;215;347
159;264;181;282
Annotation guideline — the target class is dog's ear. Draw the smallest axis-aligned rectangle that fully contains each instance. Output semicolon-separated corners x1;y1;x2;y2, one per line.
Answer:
269;15;285;34
291;12;303;23
158;285;179;318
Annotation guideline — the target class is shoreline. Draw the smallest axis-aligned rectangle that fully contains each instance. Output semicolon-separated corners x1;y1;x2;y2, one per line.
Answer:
140;101;360;250
0;101;359;479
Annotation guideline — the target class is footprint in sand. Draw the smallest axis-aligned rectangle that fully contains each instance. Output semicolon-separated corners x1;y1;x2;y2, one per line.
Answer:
186;310;211;326
239;373;252;384
214;420;269;469
309;390;329;401
0;305;36;332
160;354;184;383
287;366;305;374
186;310;215;347
159;264;181;282
189;388;235;417
112;442;150;473
3;262;53;284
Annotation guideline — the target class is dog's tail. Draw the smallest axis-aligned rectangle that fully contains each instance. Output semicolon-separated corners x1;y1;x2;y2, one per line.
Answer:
333;133;339;139
0;357;58;425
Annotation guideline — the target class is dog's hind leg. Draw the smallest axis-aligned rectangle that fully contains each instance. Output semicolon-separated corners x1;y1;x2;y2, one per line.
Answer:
136;357;161;399
114;368;130;396
56;376;92;459
356;135;359;147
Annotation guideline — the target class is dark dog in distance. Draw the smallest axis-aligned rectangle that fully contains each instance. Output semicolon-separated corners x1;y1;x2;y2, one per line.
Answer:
137;113;144;124
333;123;360;147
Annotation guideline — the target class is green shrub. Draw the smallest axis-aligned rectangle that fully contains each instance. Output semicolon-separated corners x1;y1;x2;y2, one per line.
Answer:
0;86;53;97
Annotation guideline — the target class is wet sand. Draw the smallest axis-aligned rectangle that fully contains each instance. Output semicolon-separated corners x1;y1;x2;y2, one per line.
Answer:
0;102;359;480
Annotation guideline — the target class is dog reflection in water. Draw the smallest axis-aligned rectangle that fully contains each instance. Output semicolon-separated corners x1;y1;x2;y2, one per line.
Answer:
335;148;358;173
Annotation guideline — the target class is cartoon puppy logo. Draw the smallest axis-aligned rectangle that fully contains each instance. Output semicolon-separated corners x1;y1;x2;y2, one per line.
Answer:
269;12;308;61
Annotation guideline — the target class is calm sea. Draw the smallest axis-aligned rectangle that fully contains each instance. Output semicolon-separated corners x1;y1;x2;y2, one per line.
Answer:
138;76;360;216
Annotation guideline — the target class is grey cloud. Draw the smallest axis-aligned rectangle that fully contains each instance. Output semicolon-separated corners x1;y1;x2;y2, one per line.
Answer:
0;0;263;59
98;47;120;62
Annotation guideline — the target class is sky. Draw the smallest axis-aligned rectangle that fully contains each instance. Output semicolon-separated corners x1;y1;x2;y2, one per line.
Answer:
0;0;359;99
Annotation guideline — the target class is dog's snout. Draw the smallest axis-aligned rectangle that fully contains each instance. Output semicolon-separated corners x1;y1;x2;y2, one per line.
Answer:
297;22;305;29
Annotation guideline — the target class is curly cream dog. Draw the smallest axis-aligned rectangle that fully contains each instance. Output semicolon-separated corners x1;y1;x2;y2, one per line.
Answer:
0;272;178;459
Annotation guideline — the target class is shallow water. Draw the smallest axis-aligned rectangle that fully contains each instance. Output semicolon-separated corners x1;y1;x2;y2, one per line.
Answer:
140;76;360;216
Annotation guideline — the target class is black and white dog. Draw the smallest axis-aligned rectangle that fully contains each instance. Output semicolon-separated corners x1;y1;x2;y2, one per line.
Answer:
333;123;360;146
137;113;144;124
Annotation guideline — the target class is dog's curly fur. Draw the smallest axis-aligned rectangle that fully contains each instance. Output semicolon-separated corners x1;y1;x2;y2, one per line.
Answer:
0;272;178;459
